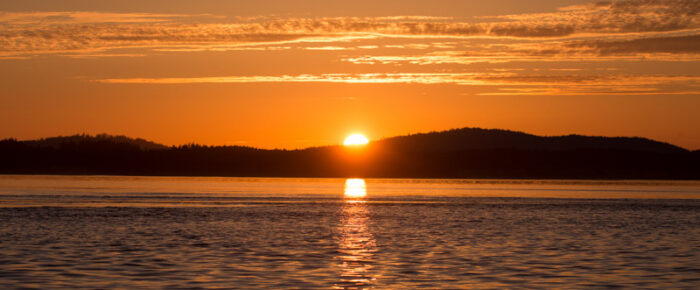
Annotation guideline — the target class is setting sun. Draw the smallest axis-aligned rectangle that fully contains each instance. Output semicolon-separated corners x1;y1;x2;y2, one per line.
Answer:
344;134;369;146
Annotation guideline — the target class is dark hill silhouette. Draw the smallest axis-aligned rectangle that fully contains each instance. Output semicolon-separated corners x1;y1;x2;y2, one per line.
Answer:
24;134;168;151
375;128;687;153
0;128;697;179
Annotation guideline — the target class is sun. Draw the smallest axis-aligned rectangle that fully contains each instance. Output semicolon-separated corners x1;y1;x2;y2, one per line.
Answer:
344;134;369;146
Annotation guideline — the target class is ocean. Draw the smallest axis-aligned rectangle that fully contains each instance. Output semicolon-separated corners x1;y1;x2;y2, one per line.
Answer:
1;175;699;288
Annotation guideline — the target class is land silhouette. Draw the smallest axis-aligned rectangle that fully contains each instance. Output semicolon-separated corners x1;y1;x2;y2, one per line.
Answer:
1;128;698;179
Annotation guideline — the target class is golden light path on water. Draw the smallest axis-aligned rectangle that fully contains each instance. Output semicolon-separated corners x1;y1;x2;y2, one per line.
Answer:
343;178;367;199
335;178;376;289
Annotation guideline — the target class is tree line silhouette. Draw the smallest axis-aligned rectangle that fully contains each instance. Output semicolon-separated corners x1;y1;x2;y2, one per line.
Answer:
1;128;698;179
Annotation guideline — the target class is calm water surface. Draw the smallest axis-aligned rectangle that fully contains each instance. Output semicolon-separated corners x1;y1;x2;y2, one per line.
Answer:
1;175;699;288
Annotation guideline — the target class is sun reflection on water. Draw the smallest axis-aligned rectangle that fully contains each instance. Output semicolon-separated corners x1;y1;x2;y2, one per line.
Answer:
335;178;375;289
344;178;367;199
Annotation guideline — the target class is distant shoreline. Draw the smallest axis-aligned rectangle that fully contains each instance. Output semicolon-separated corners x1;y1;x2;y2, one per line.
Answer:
2;128;698;180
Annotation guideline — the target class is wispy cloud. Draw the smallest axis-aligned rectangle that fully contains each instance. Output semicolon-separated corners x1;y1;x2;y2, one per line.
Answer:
97;73;485;84
95;72;700;96
564;34;700;55
486;0;699;36
1;0;697;58
480;87;700;96
0;11;194;24
344;34;700;65
303;46;351;50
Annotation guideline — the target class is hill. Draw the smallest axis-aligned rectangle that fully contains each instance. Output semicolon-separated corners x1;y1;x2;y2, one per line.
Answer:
23;134;168;151
375;128;687;153
0;128;697;179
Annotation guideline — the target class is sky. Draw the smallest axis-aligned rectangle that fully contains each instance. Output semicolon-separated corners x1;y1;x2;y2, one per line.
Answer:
1;0;698;149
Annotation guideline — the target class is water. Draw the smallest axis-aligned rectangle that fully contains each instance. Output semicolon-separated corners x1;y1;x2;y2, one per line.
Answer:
1;175;699;288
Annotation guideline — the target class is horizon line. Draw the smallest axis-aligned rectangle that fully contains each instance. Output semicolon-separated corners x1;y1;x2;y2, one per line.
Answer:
3;126;696;151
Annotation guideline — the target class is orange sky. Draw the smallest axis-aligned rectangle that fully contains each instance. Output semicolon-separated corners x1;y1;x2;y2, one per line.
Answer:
1;0;699;149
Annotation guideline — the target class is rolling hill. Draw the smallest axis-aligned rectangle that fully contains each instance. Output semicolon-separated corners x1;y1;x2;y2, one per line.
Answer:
0;128;697;179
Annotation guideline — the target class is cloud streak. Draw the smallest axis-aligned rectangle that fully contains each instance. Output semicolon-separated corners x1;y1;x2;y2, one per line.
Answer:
0;11;193;24
95;72;700;96
343;34;700;65
0;0;697;57
489;0;699;36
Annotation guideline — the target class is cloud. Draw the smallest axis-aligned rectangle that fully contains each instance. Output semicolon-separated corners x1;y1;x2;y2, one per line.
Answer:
303;46;351;50
489;0;700;36
343;34;700;65
564;34;700;55
0;1;697;58
0;11;191;24
372;16;454;21
94;72;700;96
480;87;700;96
96;73;484;85
471;74;698;86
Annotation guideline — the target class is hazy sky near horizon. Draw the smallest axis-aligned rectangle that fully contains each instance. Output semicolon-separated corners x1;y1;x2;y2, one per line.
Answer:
1;0;699;149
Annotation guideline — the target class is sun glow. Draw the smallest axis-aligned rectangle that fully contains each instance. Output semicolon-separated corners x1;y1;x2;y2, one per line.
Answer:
344;134;369;146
